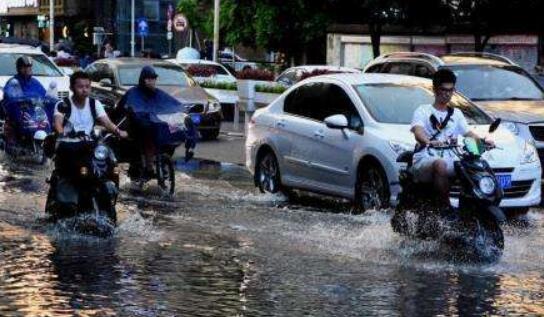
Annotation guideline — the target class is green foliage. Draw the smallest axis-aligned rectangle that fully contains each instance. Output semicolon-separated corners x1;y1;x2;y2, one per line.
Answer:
255;84;287;94
200;81;237;91
177;0;214;38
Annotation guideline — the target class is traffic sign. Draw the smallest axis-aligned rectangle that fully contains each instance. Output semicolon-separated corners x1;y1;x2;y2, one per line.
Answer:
173;14;188;32
137;18;149;37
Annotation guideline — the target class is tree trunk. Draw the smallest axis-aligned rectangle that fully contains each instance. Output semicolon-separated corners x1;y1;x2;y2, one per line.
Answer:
369;22;382;58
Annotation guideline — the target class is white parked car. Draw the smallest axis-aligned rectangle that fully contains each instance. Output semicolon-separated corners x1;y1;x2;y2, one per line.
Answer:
168;59;237;84
0;44;70;100
246;73;541;213
276;65;361;87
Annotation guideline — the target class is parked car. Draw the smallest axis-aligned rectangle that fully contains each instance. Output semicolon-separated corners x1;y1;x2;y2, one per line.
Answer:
218;50;257;72
85;58;222;140
276;65;361;87
0;44;70;100
246;73;541;213
168;58;238;121
169;59;237;84
364;51;544;179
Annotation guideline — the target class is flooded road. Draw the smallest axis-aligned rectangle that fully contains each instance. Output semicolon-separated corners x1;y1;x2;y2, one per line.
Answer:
1;157;544;316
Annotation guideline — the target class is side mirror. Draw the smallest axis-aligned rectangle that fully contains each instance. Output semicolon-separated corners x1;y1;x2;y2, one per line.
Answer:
99;78;113;87
324;114;348;130
489;118;501;133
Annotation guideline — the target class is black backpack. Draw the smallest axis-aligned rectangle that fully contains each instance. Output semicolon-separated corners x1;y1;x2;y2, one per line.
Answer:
58;97;98;125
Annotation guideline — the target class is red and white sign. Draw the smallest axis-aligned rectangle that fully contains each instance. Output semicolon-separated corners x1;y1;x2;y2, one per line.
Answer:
173;14;188;32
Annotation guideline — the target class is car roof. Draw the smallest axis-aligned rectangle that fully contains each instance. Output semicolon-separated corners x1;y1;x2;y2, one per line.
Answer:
305;73;432;86
367;51;519;70
0;44;44;54
170;59;224;66
440;55;513;66
95;58;178;67
286;65;361;73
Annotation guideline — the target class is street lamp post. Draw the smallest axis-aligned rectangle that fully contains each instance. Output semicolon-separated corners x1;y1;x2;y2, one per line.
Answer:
49;0;54;50
213;0;220;62
131;0;135;57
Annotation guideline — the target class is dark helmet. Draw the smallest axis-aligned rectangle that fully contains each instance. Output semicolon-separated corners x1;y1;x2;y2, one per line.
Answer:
138;65;158;87
16;56;33;71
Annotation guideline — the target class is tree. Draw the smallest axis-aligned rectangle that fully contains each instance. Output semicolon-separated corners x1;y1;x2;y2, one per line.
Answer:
220;0;332;64
177;0;214;43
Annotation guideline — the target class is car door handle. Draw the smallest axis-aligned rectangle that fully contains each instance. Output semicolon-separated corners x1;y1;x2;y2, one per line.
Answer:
314;131;325;138
276;121;286;128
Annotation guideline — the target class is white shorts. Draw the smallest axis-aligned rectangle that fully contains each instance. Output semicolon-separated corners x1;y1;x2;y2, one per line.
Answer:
412;155;456;183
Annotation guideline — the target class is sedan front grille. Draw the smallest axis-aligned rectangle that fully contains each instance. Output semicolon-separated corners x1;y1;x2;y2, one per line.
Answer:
450;179;533;199
185;103;205;114
529;125;544;142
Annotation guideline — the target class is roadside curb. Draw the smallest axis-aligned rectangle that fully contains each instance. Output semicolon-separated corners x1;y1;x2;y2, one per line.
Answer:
220;131;245;138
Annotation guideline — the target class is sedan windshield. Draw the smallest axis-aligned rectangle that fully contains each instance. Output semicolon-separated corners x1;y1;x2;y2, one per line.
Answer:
355;83;491;125
446;65;544;101
118;65;190;86
0;53;63;77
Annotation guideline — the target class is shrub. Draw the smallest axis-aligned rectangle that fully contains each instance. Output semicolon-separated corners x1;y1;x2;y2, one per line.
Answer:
255;84;287;94
186;64;217;78
200;80;237;91
236;68;275;81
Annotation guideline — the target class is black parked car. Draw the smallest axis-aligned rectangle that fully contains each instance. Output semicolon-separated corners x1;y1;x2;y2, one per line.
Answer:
85;58;222;140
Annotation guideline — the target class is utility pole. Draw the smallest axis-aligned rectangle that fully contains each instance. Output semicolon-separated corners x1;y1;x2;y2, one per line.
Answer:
213;0;220;62
49;0;54;50
131;0;135;57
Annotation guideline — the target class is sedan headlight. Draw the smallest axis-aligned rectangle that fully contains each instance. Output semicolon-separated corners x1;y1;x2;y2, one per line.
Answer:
207;101;221;113
521;141;538;164
94;145;109;161
502;121;520;135
478;176;496;195
389;141;413;156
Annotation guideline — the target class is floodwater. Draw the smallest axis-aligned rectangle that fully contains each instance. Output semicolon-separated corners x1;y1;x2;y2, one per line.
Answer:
1;158;544;316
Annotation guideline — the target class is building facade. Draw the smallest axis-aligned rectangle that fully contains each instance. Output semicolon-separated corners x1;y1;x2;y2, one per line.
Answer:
327;25;540;71
95;0;177;57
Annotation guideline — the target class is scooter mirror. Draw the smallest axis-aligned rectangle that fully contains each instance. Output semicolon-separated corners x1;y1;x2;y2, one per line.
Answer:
489;118;501;133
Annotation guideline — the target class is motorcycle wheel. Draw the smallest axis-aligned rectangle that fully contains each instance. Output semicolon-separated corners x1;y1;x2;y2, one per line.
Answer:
466;216;504;263
34;140;46;165
157;154;175;196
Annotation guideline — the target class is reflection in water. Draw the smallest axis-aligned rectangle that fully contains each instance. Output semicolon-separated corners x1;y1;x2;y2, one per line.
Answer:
0;160;544;315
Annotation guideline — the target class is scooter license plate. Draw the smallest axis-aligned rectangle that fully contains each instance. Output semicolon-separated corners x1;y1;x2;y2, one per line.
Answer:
496;174;512;189
190;114;201;125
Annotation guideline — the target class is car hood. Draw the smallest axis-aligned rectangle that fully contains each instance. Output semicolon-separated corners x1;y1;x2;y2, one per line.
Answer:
0;75;70;93
120;85;212;104
475;100;544;124
377;123;530;168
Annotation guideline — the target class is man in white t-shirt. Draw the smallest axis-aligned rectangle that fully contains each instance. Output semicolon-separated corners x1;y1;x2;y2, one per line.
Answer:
410;69;492;207
54;71;128;138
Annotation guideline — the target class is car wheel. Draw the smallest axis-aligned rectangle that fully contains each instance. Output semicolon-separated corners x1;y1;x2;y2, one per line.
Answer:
256;151;284;194
201;129;220;140
355;162;389;213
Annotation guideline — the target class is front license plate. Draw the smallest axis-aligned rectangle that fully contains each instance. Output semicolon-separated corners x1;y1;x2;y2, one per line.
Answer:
496;174;512;189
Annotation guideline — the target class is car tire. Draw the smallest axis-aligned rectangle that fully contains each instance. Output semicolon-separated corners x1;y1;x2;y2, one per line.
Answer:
256;151;286;195
354;162;389;213
201;129;220;140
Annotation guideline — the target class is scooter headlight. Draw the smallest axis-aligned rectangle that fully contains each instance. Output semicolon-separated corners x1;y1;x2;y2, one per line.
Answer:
479;176;496;195
94;145;109;161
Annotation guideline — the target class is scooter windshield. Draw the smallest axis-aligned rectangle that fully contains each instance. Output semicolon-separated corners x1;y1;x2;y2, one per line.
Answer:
464;137;484;156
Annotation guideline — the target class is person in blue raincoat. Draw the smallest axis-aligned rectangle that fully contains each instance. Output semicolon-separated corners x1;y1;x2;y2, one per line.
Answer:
116;65;197;176
2;56;49;146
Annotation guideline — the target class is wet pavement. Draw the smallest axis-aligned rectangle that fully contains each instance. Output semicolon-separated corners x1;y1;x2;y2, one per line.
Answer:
1;156;544;316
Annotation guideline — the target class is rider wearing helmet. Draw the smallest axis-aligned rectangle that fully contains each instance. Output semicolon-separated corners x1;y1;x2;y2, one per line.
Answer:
2;56;48;147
